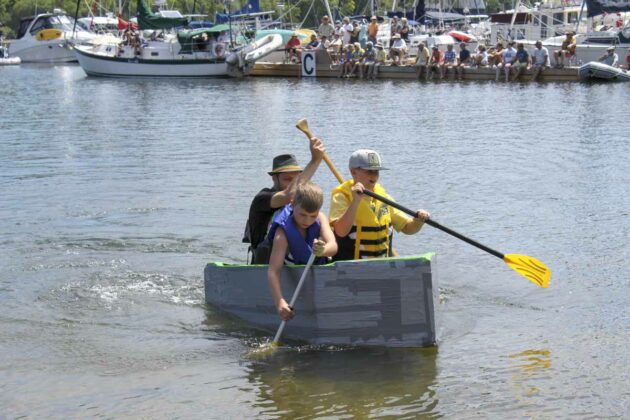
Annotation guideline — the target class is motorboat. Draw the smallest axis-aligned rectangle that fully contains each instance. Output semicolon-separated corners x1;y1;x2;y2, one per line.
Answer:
204;254;438;347
73;29;283;77
8;9;111;63
578;61;630;81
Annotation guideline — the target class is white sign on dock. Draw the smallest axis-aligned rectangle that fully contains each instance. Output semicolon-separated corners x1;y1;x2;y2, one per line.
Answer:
301;51;316;77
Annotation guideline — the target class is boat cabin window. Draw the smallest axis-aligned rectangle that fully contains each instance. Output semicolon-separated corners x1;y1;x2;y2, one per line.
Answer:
29;17;54;35
17;18;34;39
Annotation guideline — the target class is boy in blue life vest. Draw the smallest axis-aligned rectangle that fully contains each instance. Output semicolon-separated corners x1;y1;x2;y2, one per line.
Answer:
267;181;338;321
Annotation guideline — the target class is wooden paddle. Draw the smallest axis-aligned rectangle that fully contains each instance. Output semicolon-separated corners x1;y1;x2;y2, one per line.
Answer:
272;253;317;346
294;118;551;289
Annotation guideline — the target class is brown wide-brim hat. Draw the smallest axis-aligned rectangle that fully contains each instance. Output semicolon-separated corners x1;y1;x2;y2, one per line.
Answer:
268;154;302;175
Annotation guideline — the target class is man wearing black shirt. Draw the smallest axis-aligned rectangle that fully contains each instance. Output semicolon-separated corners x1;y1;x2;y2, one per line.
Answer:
245;137;325;263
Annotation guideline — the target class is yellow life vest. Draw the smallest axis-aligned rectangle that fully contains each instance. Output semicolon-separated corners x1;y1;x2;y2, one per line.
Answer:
332;180;393;260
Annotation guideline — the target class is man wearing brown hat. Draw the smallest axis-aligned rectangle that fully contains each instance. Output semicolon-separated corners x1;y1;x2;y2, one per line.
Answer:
317;15;334;40
245;138;325;264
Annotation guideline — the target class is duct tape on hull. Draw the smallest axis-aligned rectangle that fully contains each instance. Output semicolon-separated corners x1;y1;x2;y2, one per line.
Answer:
204;254;438;347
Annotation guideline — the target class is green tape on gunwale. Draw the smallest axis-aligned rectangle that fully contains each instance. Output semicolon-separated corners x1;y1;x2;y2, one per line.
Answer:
208;253;435;268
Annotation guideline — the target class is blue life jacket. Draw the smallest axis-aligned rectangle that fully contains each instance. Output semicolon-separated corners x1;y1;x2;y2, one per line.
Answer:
266;204;326;265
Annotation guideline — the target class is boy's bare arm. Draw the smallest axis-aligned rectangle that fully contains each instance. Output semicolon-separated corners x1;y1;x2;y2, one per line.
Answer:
267;229;294;321
315;213;338;257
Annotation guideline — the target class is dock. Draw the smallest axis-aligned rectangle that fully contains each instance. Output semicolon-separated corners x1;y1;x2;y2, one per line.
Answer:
250;50;579;82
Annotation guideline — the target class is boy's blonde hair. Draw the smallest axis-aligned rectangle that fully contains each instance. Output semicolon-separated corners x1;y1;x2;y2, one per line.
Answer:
294;181;323;213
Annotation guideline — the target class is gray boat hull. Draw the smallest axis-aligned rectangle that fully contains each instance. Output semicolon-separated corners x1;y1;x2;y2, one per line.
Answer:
204;254;438;347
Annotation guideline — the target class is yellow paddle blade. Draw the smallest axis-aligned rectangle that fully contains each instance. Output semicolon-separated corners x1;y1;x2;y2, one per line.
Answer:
504;254;551;288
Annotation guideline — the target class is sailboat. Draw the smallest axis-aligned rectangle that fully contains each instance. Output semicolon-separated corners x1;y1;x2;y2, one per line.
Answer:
73;0;282;77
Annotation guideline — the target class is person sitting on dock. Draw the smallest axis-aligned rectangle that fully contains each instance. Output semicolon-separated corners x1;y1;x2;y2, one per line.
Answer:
440;44;457;78
304;34;320;50
245;139;325;265
553;31;576;68
471;45;489;67
389;33;407;65
427;45;443;80
456;42;471;80
598;46;619;67
267;181;337;321
530;40;549;81
496;41;517;82
415;42;430;80
329;33;343;62
488;42;504;67
372;42;388;79
318;35;330;50
510;42;531;81
329;150;430;261
285;32;302;63
339;44;357;77
359;41;377;79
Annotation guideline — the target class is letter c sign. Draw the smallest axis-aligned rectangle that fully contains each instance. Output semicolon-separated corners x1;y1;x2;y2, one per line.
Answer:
301;51;316;77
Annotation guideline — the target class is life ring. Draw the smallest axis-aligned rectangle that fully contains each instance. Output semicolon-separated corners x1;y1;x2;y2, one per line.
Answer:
36;28;63;41
214;43;225;57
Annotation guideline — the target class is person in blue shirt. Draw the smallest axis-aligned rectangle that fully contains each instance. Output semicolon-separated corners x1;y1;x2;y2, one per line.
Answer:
267;181;337;321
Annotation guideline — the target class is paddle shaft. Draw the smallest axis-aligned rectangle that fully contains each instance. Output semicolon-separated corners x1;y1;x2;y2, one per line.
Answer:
272;253;316;344
360;189;505;260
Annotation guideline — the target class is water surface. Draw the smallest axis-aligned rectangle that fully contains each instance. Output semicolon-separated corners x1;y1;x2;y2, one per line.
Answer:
1;64;629;417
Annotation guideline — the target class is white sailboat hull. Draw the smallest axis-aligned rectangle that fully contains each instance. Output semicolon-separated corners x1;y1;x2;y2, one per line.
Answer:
74;45;232;77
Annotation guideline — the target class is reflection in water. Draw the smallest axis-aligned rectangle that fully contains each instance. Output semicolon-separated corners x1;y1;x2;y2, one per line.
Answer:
246;348;439;418
509;349;552;402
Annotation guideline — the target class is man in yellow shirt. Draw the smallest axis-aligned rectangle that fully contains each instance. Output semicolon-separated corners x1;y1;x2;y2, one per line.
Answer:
329;149;430;261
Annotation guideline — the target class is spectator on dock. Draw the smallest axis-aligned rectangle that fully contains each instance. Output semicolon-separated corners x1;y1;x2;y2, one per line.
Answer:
359;41;377;79
330;33;343;62
372;42;388;79
339;44;357;77
341;17;353;45
317;15;335;40
530;40;549;81
367;16;379;44
304;34;320;50
390;16;400;46
285;32;301;63
496;41;517;82
472;45;489;67
488;42;504;67
441;44;457;78
553;31;576;68
350;21;360;45
400;18;410;42
427;45;443;80
318;35;330;50
415;42;430;80
598;46;619;67
625;48;630;69
389;34;407;65
456;42;471;80
510;42;531;81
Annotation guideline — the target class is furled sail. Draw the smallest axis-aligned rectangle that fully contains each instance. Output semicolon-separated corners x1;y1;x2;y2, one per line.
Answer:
137;0;188;29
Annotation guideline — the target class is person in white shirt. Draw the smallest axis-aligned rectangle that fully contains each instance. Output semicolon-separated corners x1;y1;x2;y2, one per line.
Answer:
496;41;517;82
341;17;353;46
531;40;549;81
389;33;407;65
414;42;430;79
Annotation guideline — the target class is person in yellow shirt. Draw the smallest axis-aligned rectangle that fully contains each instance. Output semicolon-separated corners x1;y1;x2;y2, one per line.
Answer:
329;150;430;261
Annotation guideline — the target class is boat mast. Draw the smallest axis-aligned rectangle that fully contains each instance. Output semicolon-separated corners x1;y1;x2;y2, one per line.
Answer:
323;0;333;23
509;0;521;41
575;0;586;34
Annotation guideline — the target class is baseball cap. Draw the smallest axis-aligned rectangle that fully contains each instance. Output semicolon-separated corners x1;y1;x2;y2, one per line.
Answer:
349;149;388;170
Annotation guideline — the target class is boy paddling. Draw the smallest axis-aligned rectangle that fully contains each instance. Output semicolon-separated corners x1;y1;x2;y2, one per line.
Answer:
267;182;337;321
329;149;430;261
